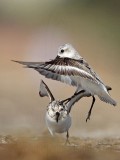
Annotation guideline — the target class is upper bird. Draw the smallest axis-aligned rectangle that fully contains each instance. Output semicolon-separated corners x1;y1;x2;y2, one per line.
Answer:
12;43;117;111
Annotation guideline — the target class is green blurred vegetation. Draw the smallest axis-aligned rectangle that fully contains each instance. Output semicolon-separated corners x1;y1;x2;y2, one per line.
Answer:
0;0;119;56
0;0;120;24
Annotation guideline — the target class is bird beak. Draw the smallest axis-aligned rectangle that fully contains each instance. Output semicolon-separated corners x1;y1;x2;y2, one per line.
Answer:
56;112;60;123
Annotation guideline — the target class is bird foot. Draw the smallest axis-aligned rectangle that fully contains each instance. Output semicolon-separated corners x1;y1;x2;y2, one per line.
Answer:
86;112;91;122
65;139;70;145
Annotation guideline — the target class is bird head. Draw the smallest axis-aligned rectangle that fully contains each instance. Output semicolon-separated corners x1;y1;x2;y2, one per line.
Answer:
57;44;81;60
47;101;68;123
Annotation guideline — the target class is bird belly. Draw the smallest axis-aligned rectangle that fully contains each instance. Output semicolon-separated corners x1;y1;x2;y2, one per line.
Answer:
73;76;107;96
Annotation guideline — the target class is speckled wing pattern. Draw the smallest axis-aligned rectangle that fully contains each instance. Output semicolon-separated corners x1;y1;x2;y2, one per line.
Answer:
12;58;117;106
33;57;103;84
12;57;103;86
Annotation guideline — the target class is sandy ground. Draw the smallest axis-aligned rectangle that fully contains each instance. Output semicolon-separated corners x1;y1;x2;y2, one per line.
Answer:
0;135;120;160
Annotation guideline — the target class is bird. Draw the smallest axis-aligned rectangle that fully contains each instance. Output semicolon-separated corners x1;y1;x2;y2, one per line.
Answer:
39;80;90;143
12;43;117;121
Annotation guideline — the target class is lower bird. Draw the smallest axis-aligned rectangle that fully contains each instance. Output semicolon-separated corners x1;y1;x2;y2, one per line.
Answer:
39;80;90;143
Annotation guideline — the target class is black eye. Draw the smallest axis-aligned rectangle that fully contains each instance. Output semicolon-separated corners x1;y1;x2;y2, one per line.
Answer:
61;108;64;111
61;49;64;53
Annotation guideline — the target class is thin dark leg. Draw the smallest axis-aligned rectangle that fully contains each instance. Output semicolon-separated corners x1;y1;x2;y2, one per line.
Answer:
61;90;85;105
86;96;96;122
61;97;71;104
65;131;70;145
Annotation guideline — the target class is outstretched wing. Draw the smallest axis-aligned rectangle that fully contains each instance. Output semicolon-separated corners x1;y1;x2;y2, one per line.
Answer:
64;90;91;113
39;80;55;102
12;57;102;87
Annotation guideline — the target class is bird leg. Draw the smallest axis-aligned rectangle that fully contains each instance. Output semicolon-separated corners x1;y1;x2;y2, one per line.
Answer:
86;96;95;122
61;90;85;105
60;97;71;104
65;131;70;145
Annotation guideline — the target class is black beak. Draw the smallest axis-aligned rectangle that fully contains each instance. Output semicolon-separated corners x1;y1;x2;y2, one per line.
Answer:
56;112;60;123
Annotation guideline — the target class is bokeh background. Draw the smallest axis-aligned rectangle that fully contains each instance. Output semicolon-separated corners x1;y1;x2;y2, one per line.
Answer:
0;0;120;138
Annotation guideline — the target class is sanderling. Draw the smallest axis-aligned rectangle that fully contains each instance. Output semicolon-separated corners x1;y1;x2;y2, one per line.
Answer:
39;80;90;143
12;43;116;121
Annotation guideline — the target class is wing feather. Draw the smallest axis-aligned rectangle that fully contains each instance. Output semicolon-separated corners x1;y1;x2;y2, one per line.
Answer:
12;57;102;86
65;90;91;113
39;80;55;102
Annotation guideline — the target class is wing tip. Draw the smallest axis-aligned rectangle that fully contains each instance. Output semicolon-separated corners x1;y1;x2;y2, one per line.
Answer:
12;60;30;69
11;60;20;64
11;60;25;65
39;91;44;97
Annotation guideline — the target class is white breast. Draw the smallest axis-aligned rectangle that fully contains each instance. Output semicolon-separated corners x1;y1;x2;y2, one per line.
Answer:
45;112;71;135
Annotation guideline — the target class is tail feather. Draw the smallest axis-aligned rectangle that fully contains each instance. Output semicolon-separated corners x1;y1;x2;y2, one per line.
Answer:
98;94;117;106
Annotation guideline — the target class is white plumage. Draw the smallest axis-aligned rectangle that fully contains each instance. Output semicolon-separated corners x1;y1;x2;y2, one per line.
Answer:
39;80;90;142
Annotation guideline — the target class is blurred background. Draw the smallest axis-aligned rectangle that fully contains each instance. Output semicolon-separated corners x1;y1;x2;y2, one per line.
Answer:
0;0;120;138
